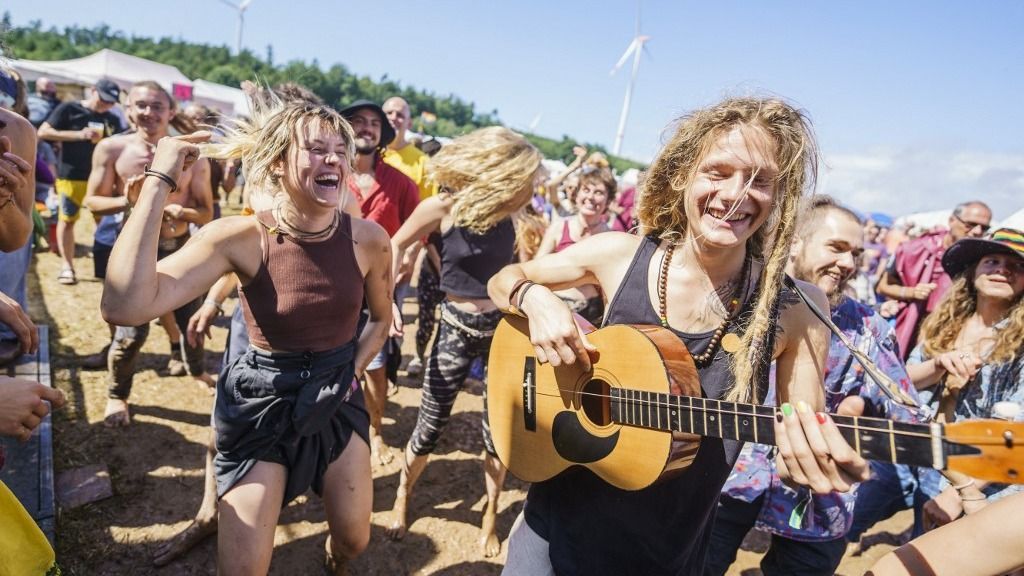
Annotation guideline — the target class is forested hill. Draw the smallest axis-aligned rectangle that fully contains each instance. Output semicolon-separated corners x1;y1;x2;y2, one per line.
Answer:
2;15;645;172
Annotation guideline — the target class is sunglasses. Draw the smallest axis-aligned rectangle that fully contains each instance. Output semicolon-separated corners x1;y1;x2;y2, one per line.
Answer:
954;214;991;234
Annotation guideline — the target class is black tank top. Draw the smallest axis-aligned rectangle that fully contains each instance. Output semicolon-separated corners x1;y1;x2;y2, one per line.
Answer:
525;235;783;576
439;218;515;299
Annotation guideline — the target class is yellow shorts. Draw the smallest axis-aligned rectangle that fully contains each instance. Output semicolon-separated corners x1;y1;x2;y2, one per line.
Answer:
56;179;89;223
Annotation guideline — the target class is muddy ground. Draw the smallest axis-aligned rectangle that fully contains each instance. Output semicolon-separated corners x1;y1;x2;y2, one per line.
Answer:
28;216;913;575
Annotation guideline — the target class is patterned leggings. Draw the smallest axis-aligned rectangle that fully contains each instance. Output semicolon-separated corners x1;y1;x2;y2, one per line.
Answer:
415;261;444;357
408;301;502;456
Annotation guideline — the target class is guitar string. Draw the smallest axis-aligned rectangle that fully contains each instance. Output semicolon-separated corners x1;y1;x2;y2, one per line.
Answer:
522;385;1014;445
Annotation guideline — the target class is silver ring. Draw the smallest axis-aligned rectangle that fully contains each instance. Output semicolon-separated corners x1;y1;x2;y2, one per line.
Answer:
959;353;968;359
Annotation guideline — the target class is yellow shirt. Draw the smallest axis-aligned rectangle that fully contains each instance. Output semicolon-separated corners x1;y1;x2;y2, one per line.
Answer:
383;143;436;200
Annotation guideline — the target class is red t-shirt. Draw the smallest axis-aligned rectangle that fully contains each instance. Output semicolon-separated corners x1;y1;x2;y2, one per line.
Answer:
348;160;419;237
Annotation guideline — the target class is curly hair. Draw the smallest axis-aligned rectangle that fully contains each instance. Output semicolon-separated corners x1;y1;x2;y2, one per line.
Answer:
920;264;1024;365
638;97;819;403
427;126;542;234
201;89;354;210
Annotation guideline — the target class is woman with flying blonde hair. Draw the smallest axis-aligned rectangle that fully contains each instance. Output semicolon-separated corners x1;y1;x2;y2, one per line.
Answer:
489;96;871;575
101;95;393;575
384;126;543;557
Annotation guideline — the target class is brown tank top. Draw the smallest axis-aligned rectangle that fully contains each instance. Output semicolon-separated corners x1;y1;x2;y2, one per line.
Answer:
239;211;363;352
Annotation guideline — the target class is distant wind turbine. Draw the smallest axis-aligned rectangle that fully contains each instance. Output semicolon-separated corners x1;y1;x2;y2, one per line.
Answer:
610;3;651;157
219;0;255;55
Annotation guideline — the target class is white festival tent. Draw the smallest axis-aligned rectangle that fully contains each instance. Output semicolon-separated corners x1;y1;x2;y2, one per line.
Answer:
12;49;246;116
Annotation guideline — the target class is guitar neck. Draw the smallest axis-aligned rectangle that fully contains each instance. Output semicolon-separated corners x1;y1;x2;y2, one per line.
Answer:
609;389;975;469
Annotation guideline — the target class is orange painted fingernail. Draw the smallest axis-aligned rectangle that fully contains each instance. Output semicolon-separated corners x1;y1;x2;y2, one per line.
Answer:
816;412;827;425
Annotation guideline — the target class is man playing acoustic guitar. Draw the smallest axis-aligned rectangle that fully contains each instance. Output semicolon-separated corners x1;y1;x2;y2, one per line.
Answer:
488;97;872;575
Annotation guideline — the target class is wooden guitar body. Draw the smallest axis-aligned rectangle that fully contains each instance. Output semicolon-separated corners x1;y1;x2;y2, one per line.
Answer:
487;316;702;490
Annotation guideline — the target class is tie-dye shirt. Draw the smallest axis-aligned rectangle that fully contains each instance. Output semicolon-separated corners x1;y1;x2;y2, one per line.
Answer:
721;297;923;541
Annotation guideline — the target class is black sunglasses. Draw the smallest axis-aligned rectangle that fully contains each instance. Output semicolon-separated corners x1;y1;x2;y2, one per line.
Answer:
954;214;991;233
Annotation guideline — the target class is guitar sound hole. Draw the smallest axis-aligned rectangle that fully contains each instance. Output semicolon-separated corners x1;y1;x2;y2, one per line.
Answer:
581;379;611;426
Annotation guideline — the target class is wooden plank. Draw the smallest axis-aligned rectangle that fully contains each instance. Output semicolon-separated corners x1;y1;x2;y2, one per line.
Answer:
0;325;55;543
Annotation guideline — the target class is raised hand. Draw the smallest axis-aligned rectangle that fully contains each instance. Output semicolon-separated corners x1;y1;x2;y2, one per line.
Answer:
149;131;212;182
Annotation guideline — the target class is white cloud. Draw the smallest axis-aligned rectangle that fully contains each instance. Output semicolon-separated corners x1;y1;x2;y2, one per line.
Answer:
820;148;1024;220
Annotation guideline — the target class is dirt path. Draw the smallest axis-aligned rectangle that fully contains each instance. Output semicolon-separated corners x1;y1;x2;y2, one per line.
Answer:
31;218;912;575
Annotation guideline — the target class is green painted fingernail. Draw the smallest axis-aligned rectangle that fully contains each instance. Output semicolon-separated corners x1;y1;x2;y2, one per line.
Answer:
781;403;794;417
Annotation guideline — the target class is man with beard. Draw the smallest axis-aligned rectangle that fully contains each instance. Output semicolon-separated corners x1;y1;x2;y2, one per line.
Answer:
705;196;923;576
340;100;419;464
83;80;214;427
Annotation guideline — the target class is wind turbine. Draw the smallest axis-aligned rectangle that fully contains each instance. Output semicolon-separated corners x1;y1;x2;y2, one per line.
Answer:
219;0;255;55
610;3;651;157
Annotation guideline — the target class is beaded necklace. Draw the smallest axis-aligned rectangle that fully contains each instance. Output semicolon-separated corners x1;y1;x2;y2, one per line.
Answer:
657;242;750;366
265;205;340;241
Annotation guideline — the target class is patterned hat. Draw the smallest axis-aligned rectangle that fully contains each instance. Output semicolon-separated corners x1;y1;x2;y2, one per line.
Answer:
942;228;1024;277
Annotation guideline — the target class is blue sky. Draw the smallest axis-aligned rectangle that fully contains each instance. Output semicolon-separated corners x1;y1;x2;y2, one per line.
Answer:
4;1;1023;219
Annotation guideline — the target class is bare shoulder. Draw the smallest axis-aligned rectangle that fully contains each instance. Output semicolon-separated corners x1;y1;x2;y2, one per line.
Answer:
191;214;261;247
350;216;390;250
576;230;643;258
775;278;828;354
96;133;131;158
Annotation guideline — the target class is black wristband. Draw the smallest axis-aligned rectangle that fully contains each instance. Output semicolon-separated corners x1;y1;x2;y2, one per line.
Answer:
143;165;178;193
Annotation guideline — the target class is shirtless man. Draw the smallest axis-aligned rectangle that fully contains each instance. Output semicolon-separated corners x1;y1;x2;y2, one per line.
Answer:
83;80;214;427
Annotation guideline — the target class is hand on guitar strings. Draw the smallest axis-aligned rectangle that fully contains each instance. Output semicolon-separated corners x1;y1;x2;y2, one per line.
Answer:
774;400;870;494
521;284;599;370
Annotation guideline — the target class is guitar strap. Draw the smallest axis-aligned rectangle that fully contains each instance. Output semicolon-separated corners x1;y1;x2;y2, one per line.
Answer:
782;275;925;412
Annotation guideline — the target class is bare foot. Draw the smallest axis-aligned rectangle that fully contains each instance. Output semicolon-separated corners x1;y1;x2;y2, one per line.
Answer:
480;507;501;558
372;434;394;466
152;516;217;566
385;488;409;540
195;372;216;395
324;536;351;576
104;399;131;427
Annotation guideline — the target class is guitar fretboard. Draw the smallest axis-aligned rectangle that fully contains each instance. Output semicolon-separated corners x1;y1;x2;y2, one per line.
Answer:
609;389;947;468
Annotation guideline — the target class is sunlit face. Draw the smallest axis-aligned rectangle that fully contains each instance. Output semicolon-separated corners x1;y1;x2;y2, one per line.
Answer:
280;121;350;210
575;181;609;218
127;87;171;136
382;98;410;134
949;204;992;241
792;212;864;305
685;126;778;249
973;252;1024;302
348;108;382;154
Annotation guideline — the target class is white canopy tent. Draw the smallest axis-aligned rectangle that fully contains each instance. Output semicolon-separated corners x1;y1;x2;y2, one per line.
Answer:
12;49;243;115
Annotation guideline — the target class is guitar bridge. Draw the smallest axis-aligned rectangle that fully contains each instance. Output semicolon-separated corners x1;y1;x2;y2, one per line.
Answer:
522;357;536;432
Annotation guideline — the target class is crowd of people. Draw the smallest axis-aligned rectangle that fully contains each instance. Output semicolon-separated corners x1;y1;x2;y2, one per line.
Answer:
1;61;1023;576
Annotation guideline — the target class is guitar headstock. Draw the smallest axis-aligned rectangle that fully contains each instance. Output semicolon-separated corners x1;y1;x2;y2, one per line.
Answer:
944;420;1024;484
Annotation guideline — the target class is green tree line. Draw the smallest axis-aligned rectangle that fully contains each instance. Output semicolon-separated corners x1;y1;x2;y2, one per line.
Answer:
2;15;645;172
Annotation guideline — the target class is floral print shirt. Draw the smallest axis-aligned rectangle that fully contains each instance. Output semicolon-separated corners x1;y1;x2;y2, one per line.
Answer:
721;297;923;541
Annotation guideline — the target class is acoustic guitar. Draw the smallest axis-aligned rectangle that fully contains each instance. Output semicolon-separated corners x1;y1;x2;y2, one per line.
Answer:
486;316;1024;490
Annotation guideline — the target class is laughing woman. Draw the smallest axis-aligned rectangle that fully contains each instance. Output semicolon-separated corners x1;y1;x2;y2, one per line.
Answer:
384;126;543;557
101;98;392;575
532;167;617;325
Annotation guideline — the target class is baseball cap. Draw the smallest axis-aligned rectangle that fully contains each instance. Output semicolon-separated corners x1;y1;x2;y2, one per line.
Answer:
942;228;1024;277
338;99;395;148
95;79;121;103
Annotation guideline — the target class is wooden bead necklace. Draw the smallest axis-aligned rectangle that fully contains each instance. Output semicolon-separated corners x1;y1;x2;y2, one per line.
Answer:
657;242;750;366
